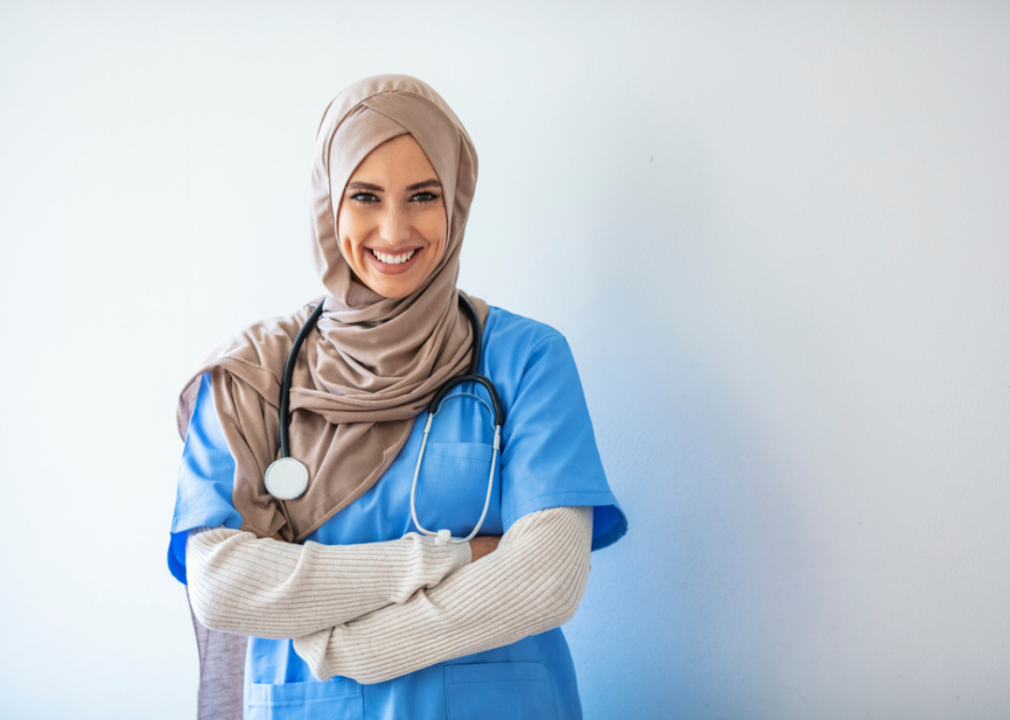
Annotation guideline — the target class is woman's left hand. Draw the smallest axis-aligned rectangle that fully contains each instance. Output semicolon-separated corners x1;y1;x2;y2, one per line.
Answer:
468;535;500;562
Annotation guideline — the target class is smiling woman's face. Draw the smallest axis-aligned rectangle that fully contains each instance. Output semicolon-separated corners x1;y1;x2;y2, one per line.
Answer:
336;134;447;299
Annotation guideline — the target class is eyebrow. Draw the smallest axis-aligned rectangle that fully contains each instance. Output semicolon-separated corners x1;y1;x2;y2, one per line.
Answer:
345;179;442;193
407;179;441;191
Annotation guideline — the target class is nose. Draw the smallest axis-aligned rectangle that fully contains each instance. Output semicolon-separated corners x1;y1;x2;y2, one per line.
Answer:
378;203;412;245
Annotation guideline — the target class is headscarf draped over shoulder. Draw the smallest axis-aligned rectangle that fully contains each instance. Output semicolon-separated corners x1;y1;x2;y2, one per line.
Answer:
177;75;486;542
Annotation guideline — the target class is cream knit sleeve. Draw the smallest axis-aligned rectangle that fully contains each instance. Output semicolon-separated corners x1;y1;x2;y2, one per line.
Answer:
186;528;471;639
292;505;593;685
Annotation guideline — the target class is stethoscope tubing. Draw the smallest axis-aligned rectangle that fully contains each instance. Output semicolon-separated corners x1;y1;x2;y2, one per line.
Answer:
409;410;501;545
279;300;326;459
271;293;505;544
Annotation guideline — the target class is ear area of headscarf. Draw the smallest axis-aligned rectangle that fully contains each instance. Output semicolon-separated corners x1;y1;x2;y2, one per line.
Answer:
451;126;478;244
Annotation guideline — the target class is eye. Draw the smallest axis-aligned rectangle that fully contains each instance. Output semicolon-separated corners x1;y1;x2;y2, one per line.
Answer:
411;191;440;203
349;191;380;204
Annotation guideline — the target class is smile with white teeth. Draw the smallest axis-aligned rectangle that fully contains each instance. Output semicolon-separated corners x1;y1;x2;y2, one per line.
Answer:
370;248;417;265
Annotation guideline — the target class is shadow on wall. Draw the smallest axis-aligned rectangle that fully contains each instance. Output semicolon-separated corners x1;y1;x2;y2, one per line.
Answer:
561;291;820;719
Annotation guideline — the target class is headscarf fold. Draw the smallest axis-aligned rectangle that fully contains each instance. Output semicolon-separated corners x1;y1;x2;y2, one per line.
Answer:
177;75;486;542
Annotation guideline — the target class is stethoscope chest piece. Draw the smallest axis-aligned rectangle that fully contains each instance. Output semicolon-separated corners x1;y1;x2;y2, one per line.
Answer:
264;457;309;500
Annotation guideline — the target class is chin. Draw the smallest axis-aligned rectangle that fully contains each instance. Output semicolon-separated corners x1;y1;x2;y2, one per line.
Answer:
371;280;417;300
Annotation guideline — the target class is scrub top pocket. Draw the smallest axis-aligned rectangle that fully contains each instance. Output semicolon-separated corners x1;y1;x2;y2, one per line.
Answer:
246;677;363;720
413;441;502;537
445;662;558;720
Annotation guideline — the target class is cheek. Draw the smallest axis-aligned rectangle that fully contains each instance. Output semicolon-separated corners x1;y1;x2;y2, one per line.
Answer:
422;211;448;253
336;207;365;252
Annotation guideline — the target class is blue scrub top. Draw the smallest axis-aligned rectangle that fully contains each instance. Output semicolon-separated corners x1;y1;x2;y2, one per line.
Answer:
169;307;627;720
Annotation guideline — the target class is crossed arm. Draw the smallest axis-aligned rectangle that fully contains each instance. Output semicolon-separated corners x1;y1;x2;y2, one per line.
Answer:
186;505;592;684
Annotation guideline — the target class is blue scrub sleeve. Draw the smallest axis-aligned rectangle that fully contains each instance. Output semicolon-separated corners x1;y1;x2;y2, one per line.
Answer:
498;334;627;551
167;372;242;585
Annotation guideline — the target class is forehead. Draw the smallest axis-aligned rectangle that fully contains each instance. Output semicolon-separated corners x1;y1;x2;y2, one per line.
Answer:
345;134;438;183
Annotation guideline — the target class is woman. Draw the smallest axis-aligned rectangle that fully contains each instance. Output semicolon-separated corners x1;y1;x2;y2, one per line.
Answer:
168;74;627;720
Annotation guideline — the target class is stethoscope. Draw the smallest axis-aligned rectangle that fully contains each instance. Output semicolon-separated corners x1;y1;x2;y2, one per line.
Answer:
263;293;504;546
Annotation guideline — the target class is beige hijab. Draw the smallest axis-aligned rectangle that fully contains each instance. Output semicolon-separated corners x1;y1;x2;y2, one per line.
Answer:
177;75;486;542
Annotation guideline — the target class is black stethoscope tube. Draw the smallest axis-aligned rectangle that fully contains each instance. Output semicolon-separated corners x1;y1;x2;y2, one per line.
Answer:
277;293;504;461
428;294;504;427
278;299;326;459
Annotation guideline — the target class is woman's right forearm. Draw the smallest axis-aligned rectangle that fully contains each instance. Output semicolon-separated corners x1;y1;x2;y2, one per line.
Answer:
186;527;471;639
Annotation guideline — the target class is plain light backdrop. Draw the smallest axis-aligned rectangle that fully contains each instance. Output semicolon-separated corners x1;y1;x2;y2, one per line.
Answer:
1;1;1008;718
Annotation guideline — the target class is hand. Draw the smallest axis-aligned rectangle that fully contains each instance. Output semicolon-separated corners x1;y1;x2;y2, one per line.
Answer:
468;535;501;563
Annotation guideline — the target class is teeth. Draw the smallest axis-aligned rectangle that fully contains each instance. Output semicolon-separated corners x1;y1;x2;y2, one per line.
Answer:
371;249;416;265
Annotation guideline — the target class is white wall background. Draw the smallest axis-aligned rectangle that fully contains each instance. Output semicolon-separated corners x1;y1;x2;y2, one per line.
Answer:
1;1;1008;718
